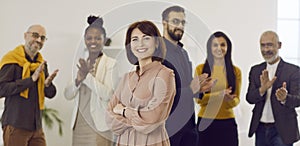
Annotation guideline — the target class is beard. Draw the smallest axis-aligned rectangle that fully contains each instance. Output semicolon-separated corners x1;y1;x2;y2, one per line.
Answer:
167;24;184;42
27;41;42;54
263;51;279;64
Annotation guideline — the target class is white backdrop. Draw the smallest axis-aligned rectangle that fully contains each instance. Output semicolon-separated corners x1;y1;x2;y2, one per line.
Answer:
1;0;296;146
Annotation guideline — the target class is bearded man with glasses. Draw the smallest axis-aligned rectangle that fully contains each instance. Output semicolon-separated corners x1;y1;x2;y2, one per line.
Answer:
161;5;216;146
0;24;59;146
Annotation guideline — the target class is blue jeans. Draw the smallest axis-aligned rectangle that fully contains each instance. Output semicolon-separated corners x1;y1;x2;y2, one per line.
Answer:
255;123;293;146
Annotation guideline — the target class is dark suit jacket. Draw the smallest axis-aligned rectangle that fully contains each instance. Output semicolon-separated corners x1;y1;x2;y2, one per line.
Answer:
246;59;300;144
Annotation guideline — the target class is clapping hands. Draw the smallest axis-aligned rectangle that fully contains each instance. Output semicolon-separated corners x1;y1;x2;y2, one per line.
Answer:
223;87;237;101
190;73;217;94
32;61;59;86
75;58;93;86
276;82;288;102
259;69;277;95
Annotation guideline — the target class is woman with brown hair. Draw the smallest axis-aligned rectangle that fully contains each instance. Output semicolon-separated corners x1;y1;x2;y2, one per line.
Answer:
106;20;176;146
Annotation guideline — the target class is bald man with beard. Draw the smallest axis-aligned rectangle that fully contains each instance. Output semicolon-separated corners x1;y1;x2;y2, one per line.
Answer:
0;24;58;146
246;31;300;146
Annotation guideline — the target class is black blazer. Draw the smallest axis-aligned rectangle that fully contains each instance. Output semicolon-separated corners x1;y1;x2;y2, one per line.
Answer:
246;59;300;144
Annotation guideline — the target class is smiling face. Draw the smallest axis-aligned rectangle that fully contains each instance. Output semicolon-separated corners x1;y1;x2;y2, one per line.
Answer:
260;32;281;64
130;28;156;63
84;27;104;55
24;25;46;57
211;37;228;60
163;11;185;42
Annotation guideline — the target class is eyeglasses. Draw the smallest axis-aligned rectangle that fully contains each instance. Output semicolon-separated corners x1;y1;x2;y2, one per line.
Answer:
260;43;274;48
167;18;186;26
27;32;47;41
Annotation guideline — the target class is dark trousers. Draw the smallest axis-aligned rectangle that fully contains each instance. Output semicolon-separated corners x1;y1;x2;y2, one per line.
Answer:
169;126;199;146
3;125;46;146
197;118;238;146
255;122;293;146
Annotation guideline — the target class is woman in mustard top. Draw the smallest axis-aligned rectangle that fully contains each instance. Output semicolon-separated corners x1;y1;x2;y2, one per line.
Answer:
195;31;241;146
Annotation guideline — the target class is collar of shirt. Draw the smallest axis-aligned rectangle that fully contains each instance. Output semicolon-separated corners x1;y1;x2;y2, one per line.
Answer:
136;61;160;76
25;52;38;63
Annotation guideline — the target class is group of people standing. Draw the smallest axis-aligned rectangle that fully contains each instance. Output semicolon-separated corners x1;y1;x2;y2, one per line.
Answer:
0;5;299;146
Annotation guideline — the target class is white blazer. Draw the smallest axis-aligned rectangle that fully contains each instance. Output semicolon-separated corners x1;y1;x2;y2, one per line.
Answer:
64;54;116;132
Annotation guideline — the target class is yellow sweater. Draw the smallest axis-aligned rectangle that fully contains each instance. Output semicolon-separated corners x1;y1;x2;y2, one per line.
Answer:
0;45;45;109
194;64;241;119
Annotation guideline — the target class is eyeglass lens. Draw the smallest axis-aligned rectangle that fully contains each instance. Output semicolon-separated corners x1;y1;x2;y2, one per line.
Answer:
170;18;186;26
29;32;47;41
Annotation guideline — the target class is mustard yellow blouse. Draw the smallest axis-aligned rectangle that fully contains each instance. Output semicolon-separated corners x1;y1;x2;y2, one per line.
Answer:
194;64;241;119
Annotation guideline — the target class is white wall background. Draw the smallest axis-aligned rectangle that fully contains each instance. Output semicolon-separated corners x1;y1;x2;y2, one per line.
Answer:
1;0;298;146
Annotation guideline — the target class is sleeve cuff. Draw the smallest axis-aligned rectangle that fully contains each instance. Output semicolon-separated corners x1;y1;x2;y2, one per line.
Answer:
194;92;204;99
280;99;286;105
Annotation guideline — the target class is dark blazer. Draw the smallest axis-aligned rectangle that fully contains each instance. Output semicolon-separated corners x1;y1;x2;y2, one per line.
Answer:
246;59;300;144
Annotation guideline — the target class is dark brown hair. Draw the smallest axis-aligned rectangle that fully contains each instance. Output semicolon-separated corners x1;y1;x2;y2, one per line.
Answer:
162;5;185;21
125;20;166;65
